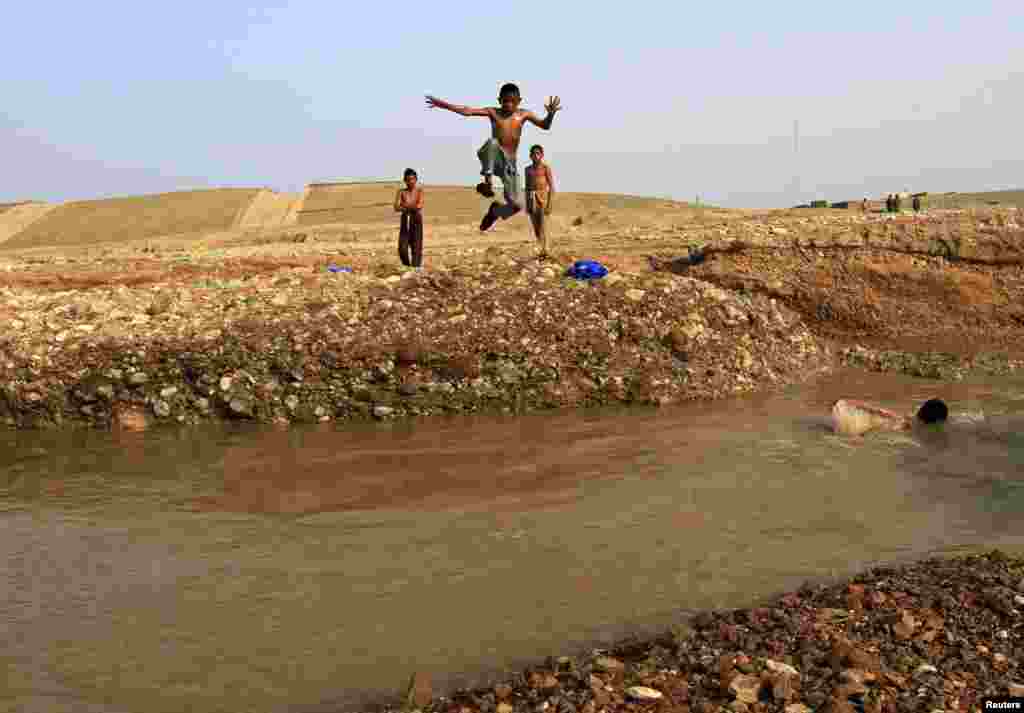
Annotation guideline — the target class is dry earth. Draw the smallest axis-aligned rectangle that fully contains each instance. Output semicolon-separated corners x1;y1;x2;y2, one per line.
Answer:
0;185;1022;430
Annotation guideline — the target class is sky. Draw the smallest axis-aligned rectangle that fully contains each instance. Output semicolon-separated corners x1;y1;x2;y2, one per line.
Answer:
2;1;1022;208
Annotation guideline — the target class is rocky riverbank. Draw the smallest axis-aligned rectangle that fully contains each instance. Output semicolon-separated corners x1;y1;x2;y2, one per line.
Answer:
3;202;1023;430
388;551;1024;713
0;253;826;430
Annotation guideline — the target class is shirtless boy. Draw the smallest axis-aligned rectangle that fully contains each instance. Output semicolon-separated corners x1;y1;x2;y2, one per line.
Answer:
394;168;424;268
425;83;562;232
524;145;555;258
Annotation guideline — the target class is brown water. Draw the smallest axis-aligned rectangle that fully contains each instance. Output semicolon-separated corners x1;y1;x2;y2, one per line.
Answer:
2;369;1023;713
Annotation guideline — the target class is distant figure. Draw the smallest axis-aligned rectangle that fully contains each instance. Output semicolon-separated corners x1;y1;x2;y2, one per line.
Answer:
525;145;556;259
394;168;424;268
894;193;902;213
862;197;869;213
886;194;894;213
425;84;562;232
830;398;948;436
912;195;922;213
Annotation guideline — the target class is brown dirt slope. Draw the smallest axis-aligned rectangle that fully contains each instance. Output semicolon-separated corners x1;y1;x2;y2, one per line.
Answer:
1;189;260;251
928;189;1024;209
234;189;303;229
297;182;687;227
0;202;59;245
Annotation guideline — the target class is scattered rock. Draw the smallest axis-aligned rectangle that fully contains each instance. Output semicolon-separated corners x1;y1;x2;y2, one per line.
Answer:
625;686;663;701
729;674;763;704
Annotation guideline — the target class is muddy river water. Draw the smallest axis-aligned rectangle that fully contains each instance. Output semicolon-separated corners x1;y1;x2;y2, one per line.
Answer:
2;369;1023;713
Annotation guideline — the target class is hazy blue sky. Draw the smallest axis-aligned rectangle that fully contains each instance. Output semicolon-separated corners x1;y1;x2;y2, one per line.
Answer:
2;1;1021;208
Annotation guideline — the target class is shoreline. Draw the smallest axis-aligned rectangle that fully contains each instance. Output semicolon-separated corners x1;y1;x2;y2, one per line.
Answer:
359;549;1024;713
0;259;830;431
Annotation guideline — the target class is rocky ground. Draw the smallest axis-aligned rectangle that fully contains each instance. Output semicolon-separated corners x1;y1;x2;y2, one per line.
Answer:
1;203;1022;430
390;550;1024;713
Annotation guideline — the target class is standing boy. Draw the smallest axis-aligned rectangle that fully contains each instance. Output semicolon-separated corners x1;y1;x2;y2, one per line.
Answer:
394;168;424;268
524;144;555;258
425;84;562;232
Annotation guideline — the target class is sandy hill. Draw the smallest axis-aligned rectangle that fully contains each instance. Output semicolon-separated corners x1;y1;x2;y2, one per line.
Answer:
1;188;262;250
298;181;684;228
928;190;1024;209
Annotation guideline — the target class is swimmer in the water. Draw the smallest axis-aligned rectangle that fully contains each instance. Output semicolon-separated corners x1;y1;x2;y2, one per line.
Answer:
831;398;948;436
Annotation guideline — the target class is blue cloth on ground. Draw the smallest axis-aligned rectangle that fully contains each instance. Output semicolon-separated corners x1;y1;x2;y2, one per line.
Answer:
566;260;608;280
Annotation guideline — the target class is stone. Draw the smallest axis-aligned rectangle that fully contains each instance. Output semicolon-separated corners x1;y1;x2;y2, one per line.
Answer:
128;372;149;386
729;673;763;704
626;686;663;702
399;382;419;396
373;405;395;419
152;400;171;418
228;398;253;417
497;704;513;713
270;294;289;307
494;684;513;700
593;656;625;673
284;395;299;411
160;386;178;398
784;705;811;713
765;660;800;678
625;288;646;302
220;376;232;391
405;671;433;709
913;664;938;677
1008;683;1024;697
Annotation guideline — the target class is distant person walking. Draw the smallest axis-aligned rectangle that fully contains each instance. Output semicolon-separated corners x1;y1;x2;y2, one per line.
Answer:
862;197;868;213
394;168;424;268
893;193;902;213
912;195;921;213
885;194;893;213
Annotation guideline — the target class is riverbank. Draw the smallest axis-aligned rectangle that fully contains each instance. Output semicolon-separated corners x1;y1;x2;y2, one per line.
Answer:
0;254;827;430
1;199;1022;430
381;550;1024;713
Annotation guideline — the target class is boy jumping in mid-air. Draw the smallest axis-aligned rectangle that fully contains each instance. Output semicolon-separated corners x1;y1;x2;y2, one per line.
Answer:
524;144;555;259
425;83;561;232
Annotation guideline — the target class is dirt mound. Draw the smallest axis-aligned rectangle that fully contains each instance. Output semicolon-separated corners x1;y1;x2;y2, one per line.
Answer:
296;182;689;228
234;189;302;229
0;189;260;251
0;202;59;244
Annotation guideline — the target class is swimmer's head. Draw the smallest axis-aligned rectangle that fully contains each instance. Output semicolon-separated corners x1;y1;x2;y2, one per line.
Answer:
916;399;949;424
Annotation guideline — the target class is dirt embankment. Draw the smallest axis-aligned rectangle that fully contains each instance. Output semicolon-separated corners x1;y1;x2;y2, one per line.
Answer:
1;196;1022;430
0;250;825;430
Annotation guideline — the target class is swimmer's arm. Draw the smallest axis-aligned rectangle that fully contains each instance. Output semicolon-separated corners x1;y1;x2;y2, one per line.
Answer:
394;189;404;212
425;95;493;118
414;188;424;210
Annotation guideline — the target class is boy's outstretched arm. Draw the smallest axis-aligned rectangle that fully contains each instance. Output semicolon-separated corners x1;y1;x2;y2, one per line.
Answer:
525;96;563;130
425;95;493;117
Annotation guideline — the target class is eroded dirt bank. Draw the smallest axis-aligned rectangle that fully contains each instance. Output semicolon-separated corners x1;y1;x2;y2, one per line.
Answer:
1;203;1022;429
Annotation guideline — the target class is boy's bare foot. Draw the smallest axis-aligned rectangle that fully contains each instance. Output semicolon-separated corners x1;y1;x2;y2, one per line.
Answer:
476;181;495;198
480;203;499;232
